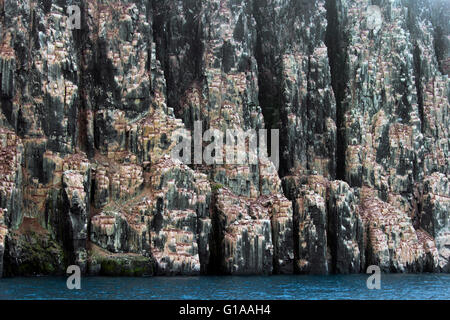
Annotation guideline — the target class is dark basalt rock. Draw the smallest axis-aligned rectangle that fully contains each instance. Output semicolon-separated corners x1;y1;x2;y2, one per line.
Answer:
328;180;364;274
0;0;448;276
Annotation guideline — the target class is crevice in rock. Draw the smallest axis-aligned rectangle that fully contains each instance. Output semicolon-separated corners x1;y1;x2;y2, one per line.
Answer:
413;44;425;133
252;1;286;177
429;1;449;75
326;196;337;274
406;2;425;134
433;25;448;75
291;199;300;274
152;0;204;129
270;214;278;274
206;190;223;275
325;0;348;181
73;2;95;158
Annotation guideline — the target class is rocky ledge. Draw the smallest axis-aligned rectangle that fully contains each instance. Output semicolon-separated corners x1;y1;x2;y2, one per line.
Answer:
0;0;448;276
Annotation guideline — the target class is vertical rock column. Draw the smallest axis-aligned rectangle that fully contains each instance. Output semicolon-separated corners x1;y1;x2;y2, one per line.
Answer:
421;174;450;272
267;194;294;274
359;187;426;272
283;175;330;274
147;157;212;275
0;208;7;277
153;0;295;275
212;188;273;275
324;0;449;273
58;154;91;273
0;128;23;230
409;0;450;273
328;181;363;274
254;0;337;178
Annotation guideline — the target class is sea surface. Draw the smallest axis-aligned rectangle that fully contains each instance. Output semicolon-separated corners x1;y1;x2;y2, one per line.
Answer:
0;274;449;300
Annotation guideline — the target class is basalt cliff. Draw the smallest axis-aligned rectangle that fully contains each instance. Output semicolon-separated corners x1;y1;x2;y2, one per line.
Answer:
0;0;448;277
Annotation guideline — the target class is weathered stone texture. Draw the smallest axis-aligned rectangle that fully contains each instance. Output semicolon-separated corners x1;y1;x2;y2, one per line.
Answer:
0;208;7;277
421;173;450;271
359;187;427;272
328;180;363;274
0;0;448;276
0;128;23;229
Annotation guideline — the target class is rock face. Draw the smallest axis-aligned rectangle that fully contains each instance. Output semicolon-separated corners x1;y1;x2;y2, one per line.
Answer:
3;217;65;276
0;209;7;276
328;180;363;274
0;0;448;277
421;173;450;271
0;128;23;229
283;175;330;274
359;187;427;272
210;188;293;275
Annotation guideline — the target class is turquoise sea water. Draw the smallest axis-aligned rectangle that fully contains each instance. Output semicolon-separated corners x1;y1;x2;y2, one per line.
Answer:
0;274;449;300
